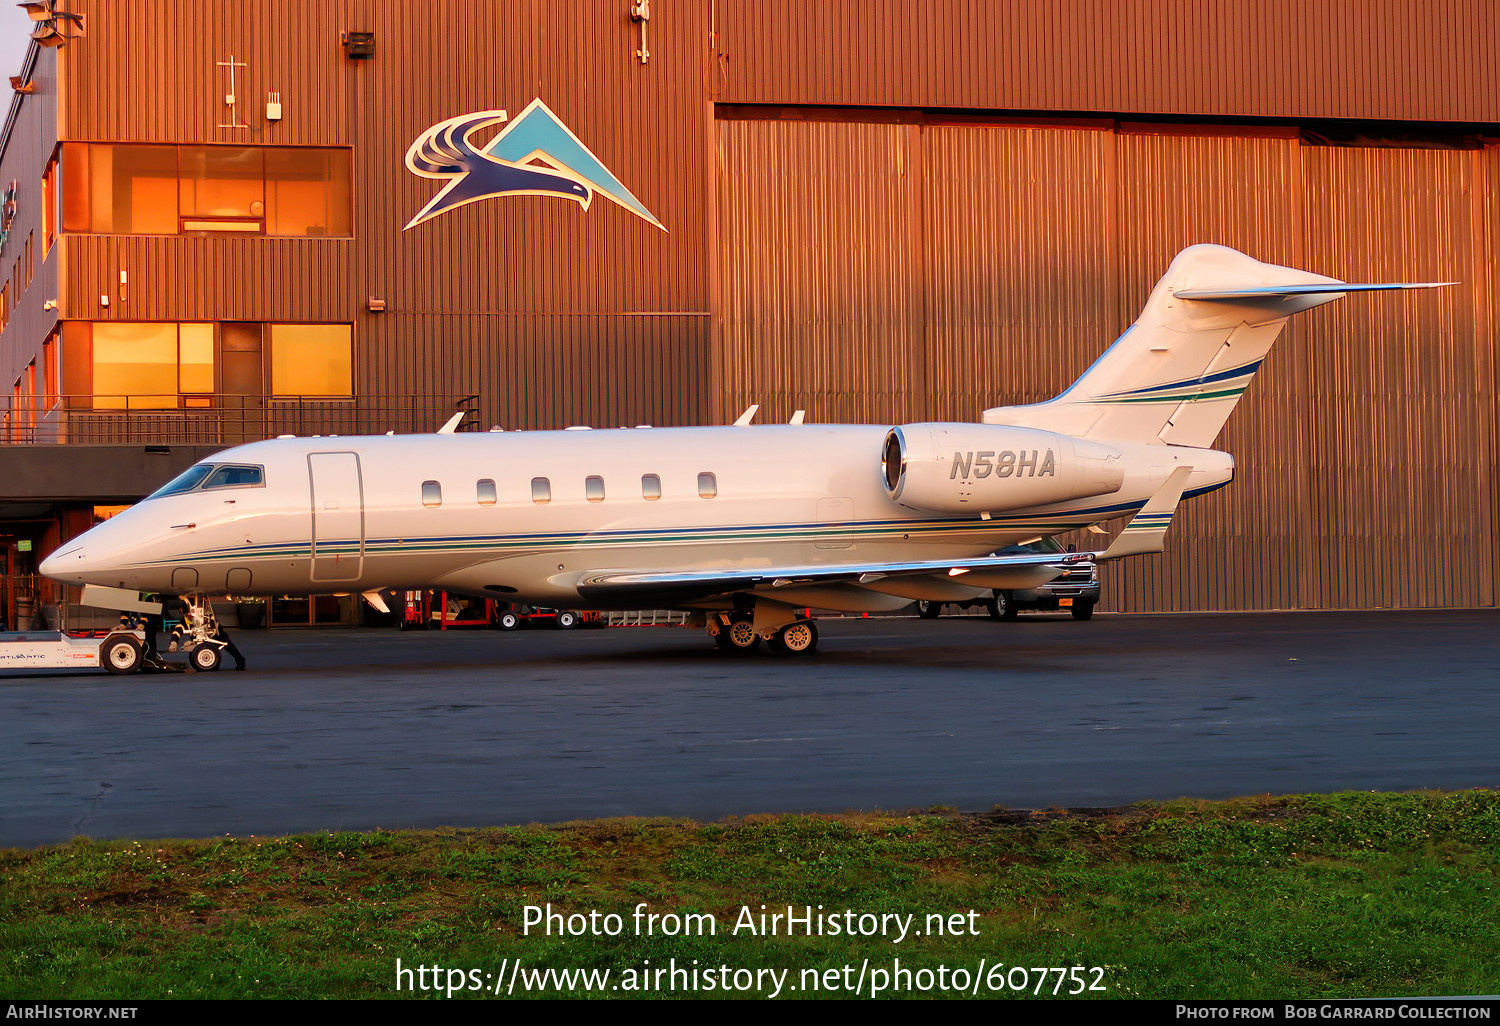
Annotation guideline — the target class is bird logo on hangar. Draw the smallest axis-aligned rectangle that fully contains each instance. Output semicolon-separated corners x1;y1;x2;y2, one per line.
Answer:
402;98;665;231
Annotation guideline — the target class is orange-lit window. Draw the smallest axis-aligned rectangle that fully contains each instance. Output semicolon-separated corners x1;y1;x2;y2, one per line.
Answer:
179;146;264;232
42;333;57;403
265;148;351;236
41;156;57;253
268;324;352;396
90;322;215;409
59;144;351;238
24;231;32;288
23;361;36;429
178;322;215;394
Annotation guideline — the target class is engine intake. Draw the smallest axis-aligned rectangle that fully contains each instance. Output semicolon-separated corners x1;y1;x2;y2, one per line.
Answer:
882;423;1124;513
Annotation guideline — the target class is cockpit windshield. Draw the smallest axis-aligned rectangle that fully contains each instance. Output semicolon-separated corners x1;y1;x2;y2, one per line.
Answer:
146;463;265;499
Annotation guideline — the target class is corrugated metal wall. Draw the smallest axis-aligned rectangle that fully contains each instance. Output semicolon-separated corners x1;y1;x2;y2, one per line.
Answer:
715;114;1498;611
0;45;60;393
714;0;1500;123
57;0;714;431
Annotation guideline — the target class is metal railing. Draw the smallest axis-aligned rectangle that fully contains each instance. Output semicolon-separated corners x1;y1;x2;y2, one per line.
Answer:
0;394;489;445
604;610;691;627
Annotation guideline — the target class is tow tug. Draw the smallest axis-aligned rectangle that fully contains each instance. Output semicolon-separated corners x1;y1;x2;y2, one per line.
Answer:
0;625;152;675
0;586;235;675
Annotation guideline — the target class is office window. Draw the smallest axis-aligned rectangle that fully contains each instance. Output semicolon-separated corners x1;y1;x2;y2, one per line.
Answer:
585;475;605;502
42;334;57;403
698;472;718;498
642;474;661;500
180;146;265;232
265;148;351;236
91;322;197;409
41;157;56;253
531;477;551;504
477;479;497;505
421;481;442;507
178;323;215;395
60;143;351;237
268;324;352;397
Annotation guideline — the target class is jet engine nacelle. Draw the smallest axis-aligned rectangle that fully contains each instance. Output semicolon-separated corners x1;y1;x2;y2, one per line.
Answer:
882;423;1124;513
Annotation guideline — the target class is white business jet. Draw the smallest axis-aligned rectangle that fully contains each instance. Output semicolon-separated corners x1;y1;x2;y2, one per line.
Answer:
42;245;1447;658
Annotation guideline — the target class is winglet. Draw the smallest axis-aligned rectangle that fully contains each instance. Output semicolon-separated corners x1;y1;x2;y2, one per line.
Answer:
437;411;467;434
733;404;760;426
1101;466;1194;560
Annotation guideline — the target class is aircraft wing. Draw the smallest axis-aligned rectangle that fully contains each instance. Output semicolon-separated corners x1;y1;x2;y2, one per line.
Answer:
574;550;1093;603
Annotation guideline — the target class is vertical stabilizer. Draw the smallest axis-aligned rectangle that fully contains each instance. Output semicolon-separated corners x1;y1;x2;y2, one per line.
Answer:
982;245;1449;447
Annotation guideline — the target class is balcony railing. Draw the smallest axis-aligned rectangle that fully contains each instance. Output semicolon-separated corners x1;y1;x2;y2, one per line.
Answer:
0;395;487;445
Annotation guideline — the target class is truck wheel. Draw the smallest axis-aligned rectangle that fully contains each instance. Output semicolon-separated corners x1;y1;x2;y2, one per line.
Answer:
188;644;222;672
992;592;1019;621
497;610;521;631
555;610;579;630
101;636;142;675
1071;601;1095;621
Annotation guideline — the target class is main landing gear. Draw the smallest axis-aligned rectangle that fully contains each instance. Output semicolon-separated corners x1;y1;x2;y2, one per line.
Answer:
703;609;819;656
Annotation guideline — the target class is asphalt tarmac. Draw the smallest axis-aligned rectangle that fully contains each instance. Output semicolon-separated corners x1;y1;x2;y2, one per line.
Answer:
3;610;1497;848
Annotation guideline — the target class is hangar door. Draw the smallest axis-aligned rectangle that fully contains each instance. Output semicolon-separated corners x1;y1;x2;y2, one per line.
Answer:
308;452;365;582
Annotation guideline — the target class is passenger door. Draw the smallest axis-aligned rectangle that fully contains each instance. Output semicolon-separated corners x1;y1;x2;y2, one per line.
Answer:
308;452;364;582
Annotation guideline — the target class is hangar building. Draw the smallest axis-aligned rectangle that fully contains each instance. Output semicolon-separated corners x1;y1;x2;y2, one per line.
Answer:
1;0;1496;620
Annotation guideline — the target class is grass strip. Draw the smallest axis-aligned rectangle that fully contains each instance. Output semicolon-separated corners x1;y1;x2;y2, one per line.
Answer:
2;790;1498;999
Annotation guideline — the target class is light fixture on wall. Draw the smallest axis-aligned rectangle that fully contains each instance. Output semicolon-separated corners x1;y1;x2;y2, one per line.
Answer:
630;1;650;64
20;1;84;48
342;31;375;59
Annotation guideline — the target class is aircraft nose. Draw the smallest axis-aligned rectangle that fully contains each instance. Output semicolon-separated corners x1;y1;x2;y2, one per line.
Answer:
39;544;89;582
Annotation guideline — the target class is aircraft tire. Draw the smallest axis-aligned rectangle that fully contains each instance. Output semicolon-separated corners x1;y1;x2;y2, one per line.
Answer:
1071;601;1095;621
187;644;222;672
917;601;941;619
101;636;142;675
722;616;760;653
771;620;818;656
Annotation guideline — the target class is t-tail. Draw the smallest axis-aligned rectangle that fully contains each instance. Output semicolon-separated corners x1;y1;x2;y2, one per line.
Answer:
982;244;1452;448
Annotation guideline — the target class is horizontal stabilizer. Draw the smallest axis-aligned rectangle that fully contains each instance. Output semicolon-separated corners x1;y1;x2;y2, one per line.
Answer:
1100;466;1194;560
1175;282;1454;301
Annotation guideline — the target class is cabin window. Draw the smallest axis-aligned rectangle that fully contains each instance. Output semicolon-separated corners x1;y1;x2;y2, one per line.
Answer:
477;479;497;505
202;464;264;489
421;480;441;507
697;472;718;499
642;474;661;500
585;475;605;502
145;463;215;499
531;477;551;504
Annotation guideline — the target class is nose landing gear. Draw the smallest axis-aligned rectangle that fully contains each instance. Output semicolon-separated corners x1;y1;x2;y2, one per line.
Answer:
167;592;247;672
